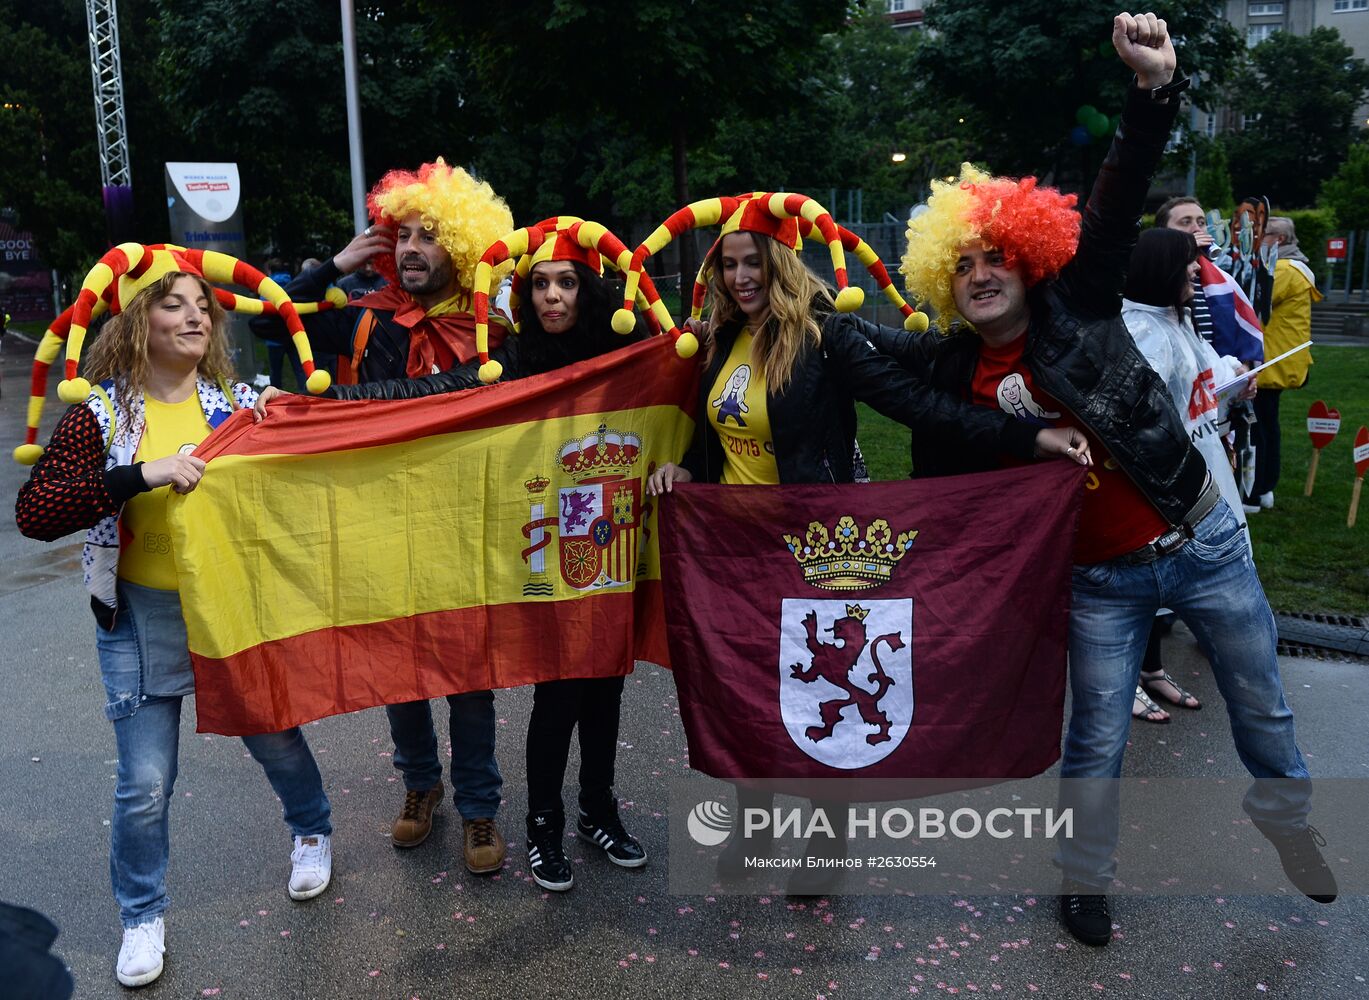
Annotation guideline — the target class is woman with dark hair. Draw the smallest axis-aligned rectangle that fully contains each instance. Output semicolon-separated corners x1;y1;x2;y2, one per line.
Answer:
1122;227;1257;723
16;246;334;988
256;221;660;894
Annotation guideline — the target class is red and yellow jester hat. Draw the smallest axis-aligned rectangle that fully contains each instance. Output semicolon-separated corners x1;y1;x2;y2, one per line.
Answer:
900;163;1080;328
471;218;678;384
13;243;331;465
619;192;867;338
691;216;932;333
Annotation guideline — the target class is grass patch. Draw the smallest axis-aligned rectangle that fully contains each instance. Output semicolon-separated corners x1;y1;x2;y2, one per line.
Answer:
856;344;1369;614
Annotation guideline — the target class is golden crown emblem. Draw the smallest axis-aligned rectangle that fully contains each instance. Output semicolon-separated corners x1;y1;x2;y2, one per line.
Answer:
783;515;917;591
558;423;642;481
524;476;550;493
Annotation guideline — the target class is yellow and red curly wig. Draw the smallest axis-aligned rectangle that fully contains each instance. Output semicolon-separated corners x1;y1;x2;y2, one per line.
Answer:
900;163;1080;328
366;157;514;295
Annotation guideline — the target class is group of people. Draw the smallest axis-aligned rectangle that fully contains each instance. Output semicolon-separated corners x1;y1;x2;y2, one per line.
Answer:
13;10;1336;990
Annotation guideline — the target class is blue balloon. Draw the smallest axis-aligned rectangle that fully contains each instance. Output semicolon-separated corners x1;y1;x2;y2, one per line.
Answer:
1070;125;1091;146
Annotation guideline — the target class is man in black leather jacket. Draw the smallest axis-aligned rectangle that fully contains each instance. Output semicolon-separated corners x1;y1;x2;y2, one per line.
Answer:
877;12;1334;945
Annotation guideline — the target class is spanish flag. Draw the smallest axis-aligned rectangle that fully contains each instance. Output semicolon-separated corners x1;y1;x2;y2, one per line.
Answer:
170;337;698;736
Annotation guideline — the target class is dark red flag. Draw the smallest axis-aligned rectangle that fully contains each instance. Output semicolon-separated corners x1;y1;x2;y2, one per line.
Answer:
659;462;1085;783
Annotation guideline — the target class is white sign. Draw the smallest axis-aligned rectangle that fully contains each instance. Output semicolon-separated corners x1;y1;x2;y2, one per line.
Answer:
165;162;241;222
1354;443;1369;465
1308;418;1341;436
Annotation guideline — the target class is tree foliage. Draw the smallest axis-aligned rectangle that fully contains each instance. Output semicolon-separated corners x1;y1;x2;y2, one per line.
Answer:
918;0;1241;190
1194;138;1234;214
1223;27;1369;208
1320;142;1369;232
0;0;112;274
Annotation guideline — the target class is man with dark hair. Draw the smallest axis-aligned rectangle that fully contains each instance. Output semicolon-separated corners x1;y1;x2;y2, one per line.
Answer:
252;160;516;877
882;11;1334;947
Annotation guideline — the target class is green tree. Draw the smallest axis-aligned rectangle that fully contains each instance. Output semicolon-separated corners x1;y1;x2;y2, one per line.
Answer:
419;0;851;277
1224;27;1369;208
1320;141;1369;232
1194;138;1234;214
918;0;1241;190
0;0;111;275
154;0;486;258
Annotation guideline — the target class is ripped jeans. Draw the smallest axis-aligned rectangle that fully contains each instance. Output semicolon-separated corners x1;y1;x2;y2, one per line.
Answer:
97;583;331;928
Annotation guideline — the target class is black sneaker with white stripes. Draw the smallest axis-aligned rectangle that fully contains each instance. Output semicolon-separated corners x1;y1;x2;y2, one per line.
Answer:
526;812;574;892
576;807;648;868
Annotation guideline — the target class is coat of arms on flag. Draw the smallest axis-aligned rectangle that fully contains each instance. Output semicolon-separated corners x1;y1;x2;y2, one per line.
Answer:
521;423;644;594
659;464;1087;786
778;516;918;769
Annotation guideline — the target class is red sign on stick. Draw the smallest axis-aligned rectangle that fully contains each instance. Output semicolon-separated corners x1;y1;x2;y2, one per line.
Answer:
1327;237;1347;261
1307;401;1341;450
1355;426;1369;478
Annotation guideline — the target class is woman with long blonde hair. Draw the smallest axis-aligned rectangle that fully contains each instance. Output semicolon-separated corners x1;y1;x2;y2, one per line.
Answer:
16;250;334;989
643;196;1087;893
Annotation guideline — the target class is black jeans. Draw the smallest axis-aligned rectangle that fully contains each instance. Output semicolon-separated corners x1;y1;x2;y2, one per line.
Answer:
525;676;626;825
1252;388;1283;497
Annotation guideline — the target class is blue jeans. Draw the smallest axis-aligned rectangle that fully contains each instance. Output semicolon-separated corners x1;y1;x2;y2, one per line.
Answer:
97;595;331;928
1057;501;1310;888
386;693;502;819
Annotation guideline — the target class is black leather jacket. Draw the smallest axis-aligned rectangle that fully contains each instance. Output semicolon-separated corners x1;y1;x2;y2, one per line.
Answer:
682;307;1039;485
250;258;413;383
868;83;1210;527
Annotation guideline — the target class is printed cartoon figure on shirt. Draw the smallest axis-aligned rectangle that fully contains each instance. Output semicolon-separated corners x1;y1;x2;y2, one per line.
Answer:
713;363;752;427
995;373;1060;423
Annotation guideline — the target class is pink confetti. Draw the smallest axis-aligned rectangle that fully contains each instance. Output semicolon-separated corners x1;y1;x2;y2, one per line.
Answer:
238;920;249;928
368;970;381;978
280;930;291;938
202;991;221;997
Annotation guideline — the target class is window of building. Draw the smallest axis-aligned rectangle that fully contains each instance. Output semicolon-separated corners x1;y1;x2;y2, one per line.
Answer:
1333;0;1368;12
1247;22;1280;46
888;0;907;11
1205;112;1217;138
1248;2;1283;14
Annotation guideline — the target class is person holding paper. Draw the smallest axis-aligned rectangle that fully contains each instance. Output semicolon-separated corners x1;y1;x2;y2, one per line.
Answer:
1123;228;1255;542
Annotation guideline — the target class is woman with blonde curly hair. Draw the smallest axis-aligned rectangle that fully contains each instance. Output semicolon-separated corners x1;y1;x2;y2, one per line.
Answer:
17;254;333;989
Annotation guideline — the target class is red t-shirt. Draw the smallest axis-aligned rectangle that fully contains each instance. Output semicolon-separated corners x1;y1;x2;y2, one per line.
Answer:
971;336;1169;564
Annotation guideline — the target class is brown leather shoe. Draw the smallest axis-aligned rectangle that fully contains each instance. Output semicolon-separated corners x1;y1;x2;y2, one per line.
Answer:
391;786;444;848
463;818;506;874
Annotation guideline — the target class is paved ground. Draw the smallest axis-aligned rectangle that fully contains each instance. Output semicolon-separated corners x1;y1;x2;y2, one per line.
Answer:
1;340;1366;999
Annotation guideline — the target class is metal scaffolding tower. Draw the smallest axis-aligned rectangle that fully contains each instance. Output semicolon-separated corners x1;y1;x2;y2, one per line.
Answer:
86;0;134;240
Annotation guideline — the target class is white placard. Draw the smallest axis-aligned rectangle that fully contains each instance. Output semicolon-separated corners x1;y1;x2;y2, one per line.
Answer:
165;162;241;222
1308;418;1341;436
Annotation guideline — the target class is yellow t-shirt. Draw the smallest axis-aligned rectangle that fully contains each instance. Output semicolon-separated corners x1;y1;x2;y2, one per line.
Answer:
119;393;211;591
709;328;780;485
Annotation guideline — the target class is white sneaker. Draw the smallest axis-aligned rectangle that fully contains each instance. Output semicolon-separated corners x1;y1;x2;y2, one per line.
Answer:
1242;502;1261;515
288;834;333;900
116;916;165;987
1259;491;1274;509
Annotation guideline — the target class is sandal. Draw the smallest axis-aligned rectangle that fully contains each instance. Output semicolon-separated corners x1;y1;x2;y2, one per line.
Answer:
1140;670;1201;710
1132;685;1170;724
